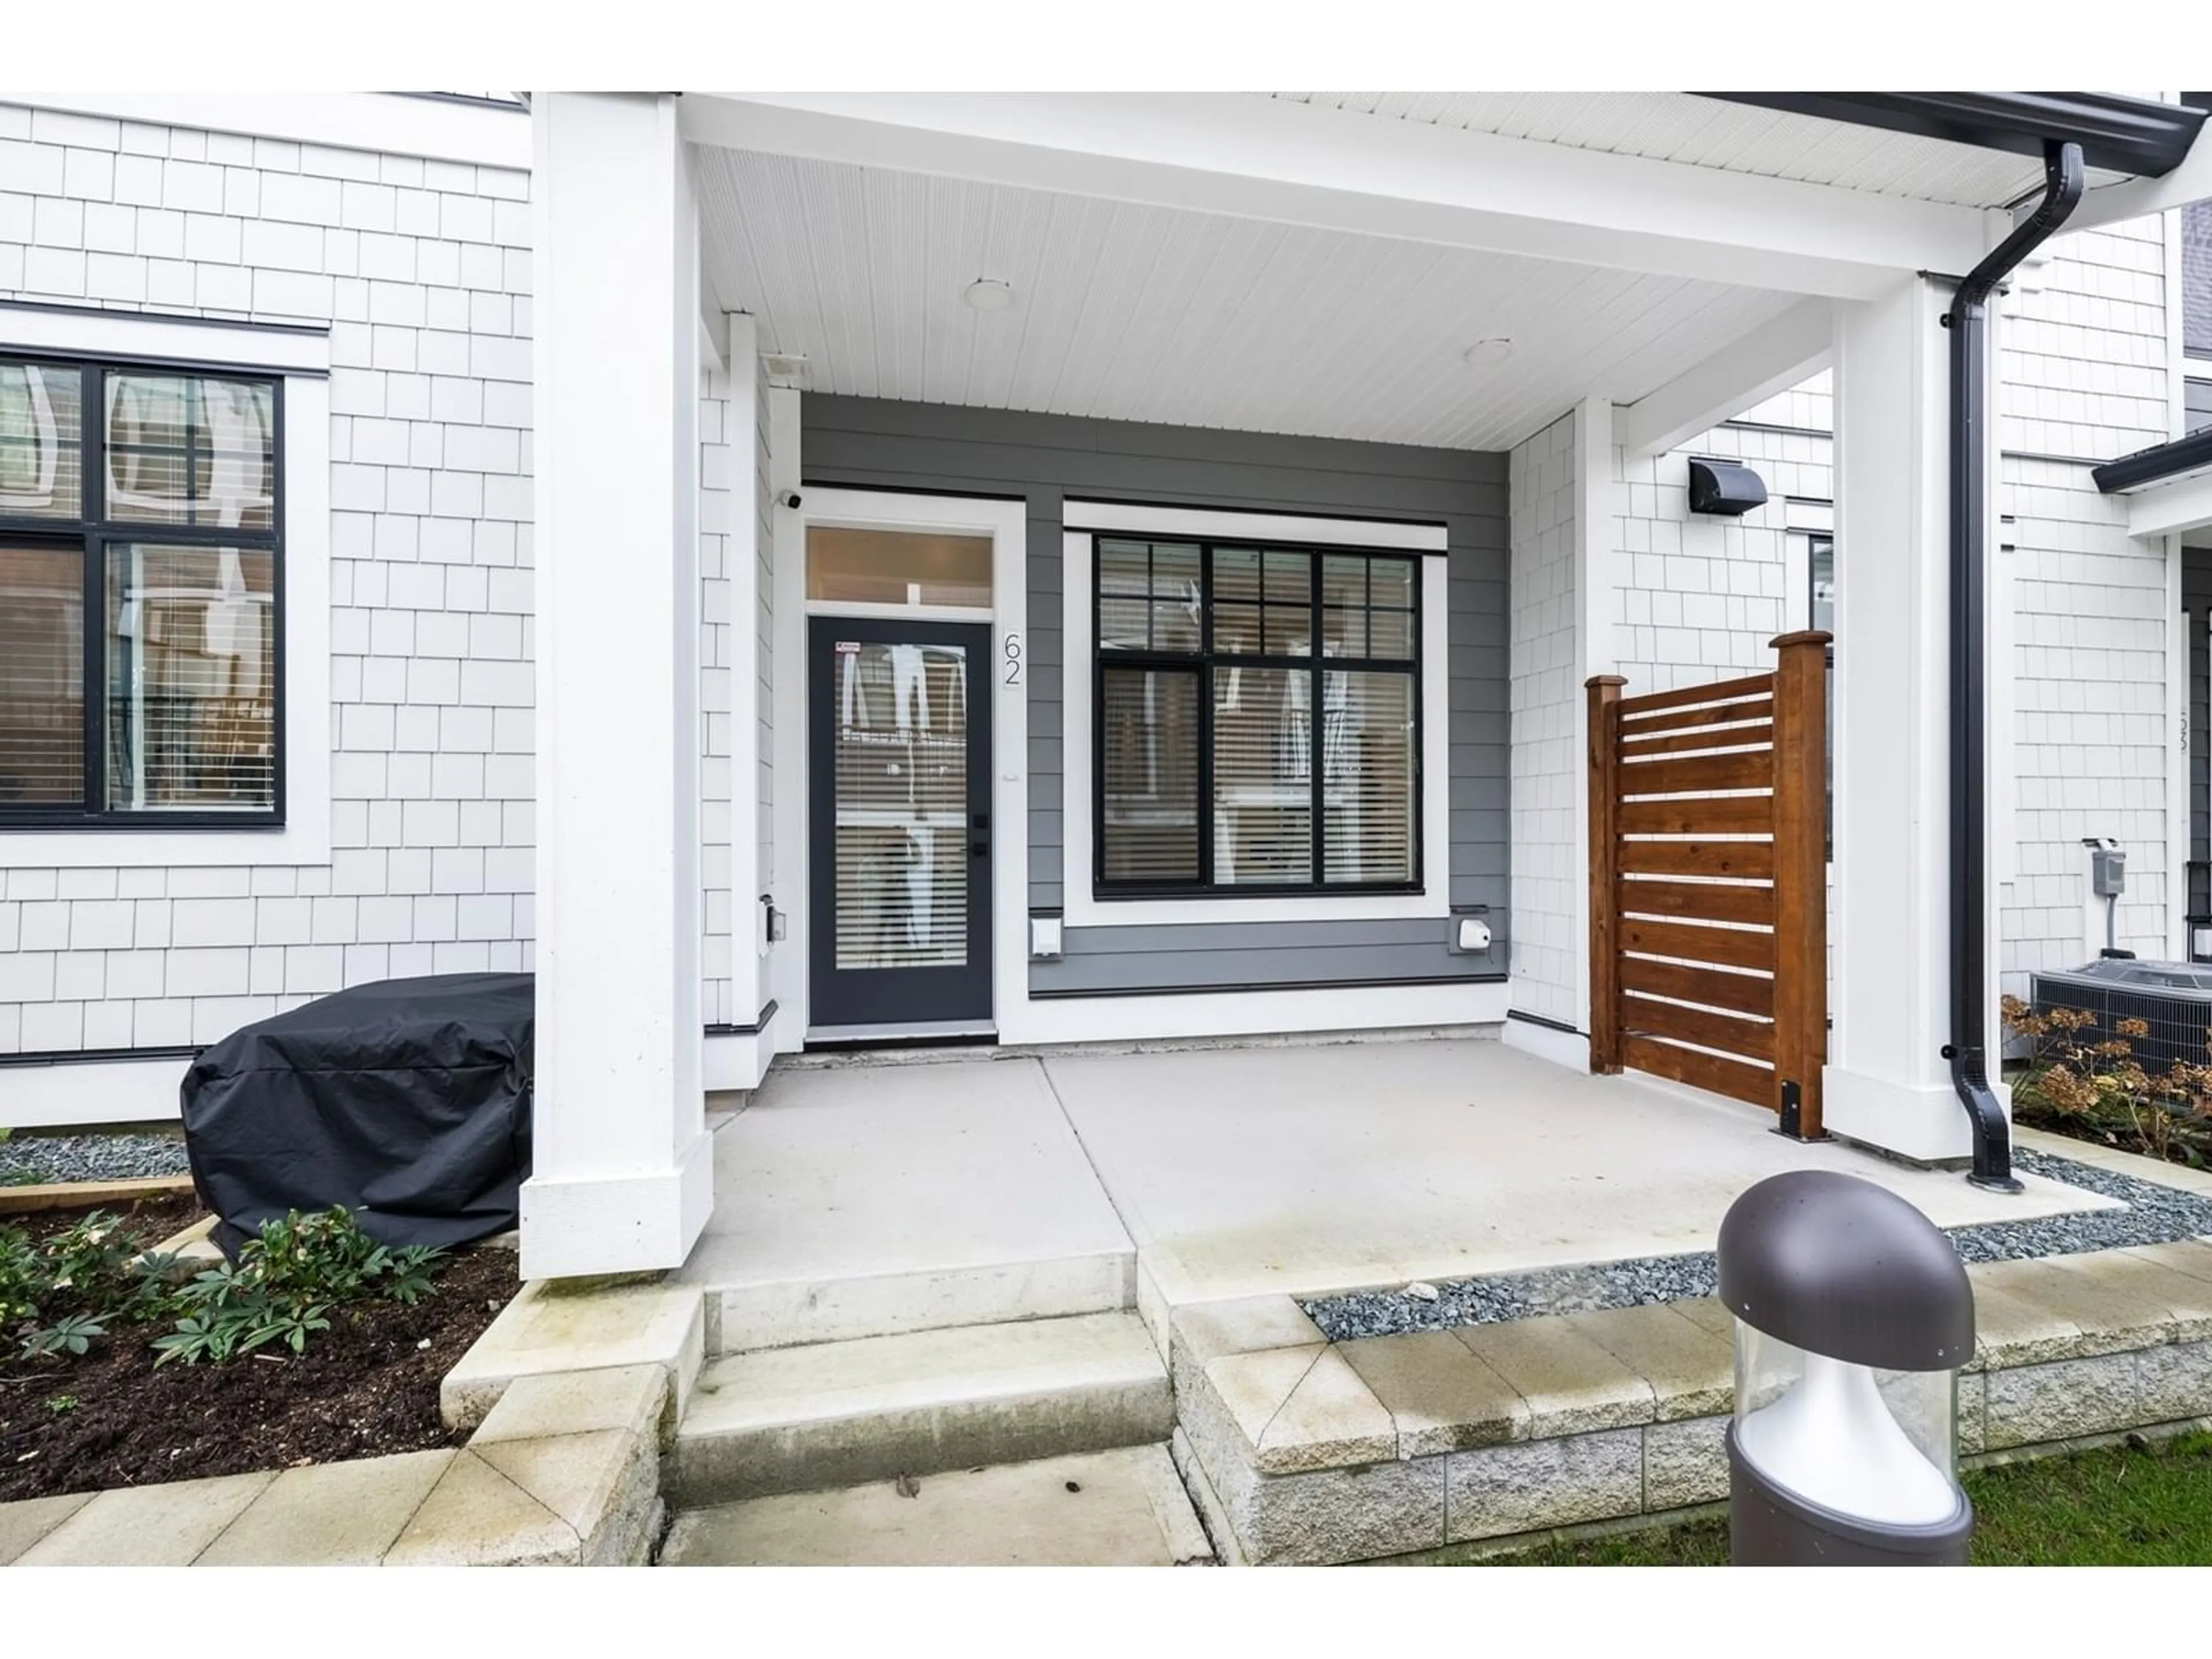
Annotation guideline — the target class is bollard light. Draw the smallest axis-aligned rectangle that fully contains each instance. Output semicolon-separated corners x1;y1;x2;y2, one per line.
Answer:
1717;1169;1976;1565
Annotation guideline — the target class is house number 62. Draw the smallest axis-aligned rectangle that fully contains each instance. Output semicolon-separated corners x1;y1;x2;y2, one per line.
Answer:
1003;633;1023;685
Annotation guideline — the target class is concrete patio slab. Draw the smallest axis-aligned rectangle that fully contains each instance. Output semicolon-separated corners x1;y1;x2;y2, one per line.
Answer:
660;1444;1213;1566
1039;1037;2115;1308
678;1055;1133;1350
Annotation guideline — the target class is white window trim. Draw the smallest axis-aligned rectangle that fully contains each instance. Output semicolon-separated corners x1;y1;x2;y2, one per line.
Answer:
1065;498;1446;552
1062;512;1452;929
0;315;331;868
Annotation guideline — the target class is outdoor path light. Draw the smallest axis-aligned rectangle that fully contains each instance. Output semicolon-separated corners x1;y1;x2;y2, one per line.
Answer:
1718;1170;1975;1565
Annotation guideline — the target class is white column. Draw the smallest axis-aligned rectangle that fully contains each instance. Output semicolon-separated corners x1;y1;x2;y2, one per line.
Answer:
1825;274;1987;1162
523;92;713;1278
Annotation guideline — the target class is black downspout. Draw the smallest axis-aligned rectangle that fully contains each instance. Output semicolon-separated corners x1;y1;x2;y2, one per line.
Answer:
1945;139;2084;1192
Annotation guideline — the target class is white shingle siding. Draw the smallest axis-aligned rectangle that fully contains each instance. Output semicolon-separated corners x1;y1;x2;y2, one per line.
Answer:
1998;215;2176;992
1508;410;1580;1027
0;100;537;1054
700;365;737;1027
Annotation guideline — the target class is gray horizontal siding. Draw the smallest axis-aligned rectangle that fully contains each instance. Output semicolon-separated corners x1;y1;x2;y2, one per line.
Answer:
1028;917;1501;998
802;395;1510;999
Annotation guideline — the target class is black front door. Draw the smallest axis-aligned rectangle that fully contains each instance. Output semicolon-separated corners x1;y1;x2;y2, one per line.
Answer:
808;616;993;1030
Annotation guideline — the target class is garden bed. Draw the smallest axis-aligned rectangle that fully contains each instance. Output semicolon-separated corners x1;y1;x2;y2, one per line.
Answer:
2;1196;518;1505
2001;995;2212;1170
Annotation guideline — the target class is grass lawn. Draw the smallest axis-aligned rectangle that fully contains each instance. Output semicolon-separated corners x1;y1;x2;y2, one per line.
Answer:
1457;1431;2212;1566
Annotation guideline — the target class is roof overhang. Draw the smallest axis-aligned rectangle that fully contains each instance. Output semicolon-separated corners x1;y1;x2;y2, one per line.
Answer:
2095;430;2212;539
1706;92;2207;182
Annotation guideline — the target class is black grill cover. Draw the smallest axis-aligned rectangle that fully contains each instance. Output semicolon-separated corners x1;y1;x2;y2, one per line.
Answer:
181;972;533;1257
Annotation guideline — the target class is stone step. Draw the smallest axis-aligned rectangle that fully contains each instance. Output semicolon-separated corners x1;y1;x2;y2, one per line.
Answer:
658;1444;1215;1566
680;1237;1135;1354
666;1310;1173;1506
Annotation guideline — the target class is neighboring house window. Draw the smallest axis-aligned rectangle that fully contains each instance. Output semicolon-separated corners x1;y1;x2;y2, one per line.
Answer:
1094;537;1420;895
0;355;282;826
2188;96;2211;370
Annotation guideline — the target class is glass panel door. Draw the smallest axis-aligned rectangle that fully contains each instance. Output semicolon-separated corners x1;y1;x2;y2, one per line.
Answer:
808;616;993;1029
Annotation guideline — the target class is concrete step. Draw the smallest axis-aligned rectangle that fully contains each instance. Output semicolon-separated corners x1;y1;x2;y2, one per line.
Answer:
658;1444;1216;1566
680;1234;1135;1354
666;1310;1173;1506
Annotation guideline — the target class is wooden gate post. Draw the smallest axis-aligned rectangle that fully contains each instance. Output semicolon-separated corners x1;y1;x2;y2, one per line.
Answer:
1586;675;1628;1074
1768;631;1832;1138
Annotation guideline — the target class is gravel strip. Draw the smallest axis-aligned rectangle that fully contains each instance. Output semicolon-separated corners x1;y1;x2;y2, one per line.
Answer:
0;1130;192;1185
1300;1147;2212;1343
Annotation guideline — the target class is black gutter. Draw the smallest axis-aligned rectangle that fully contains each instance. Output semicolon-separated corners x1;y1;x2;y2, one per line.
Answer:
1703;93;2203;180
1945;140;2084;1193
2093;427;2212;495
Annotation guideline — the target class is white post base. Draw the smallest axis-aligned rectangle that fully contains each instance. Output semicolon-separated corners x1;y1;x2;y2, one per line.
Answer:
1501;1016;1592;1073
1821;1067;1978;1166
520;1130;716;1281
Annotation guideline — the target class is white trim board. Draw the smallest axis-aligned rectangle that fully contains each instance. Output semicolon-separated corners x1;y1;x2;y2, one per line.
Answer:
1066;499;1446;552
0;319;332;868
0;1058;186;1129
1059;517;1452;929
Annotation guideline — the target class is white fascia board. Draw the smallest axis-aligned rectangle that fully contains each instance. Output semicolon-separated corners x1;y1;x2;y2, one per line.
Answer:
2126;468;2212;539
10;92;529;170
1616;298;1835;457
680;92;1988;302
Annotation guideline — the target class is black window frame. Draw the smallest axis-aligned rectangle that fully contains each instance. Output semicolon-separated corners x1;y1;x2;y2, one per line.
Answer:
1091;533;1425;900
0;348;286;831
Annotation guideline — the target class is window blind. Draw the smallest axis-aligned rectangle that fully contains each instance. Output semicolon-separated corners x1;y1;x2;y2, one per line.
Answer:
830;639;971;970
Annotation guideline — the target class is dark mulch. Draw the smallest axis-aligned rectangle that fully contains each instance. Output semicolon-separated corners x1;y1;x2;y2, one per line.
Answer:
7;1194;203;1247
1;1200;518;1504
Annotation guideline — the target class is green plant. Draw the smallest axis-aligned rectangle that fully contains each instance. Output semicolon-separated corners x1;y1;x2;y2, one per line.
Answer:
20;1313;107;1359
45;1395;77;1415
150;1209;445;1367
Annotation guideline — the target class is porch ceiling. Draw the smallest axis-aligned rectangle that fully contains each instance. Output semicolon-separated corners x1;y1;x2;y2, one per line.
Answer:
1270;92;2137;211
698;146;1803;452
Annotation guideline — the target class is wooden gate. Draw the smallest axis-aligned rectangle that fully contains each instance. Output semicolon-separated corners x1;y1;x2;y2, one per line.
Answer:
1586;631;1831;1138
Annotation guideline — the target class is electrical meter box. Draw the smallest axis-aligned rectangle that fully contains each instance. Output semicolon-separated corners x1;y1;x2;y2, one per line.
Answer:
2090;844;2126;897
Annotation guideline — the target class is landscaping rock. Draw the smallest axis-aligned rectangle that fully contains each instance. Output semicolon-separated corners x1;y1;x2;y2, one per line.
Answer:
0;1131;191;1185
1300;1148;2212;1343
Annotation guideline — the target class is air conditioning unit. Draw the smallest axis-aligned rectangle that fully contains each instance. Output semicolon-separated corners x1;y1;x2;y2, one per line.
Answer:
2029;957;2212;1076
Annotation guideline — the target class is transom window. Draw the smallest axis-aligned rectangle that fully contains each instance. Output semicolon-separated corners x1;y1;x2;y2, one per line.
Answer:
0;355;282;827
1094;537;1421;895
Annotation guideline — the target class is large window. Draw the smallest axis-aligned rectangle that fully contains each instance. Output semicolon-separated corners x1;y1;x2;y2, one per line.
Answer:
1094;537;1421;896
0;356;281;826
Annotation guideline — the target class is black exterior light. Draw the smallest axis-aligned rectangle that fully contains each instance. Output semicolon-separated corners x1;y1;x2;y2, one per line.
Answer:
1687;457;1768;516
1718;1171;1975;1565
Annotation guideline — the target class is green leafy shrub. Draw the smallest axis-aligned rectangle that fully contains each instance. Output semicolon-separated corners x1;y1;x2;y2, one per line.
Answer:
151;1207;444;1368
5;1204;446;1368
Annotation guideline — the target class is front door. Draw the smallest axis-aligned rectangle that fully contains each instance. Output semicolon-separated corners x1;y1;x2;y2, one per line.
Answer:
808;616;994;1032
